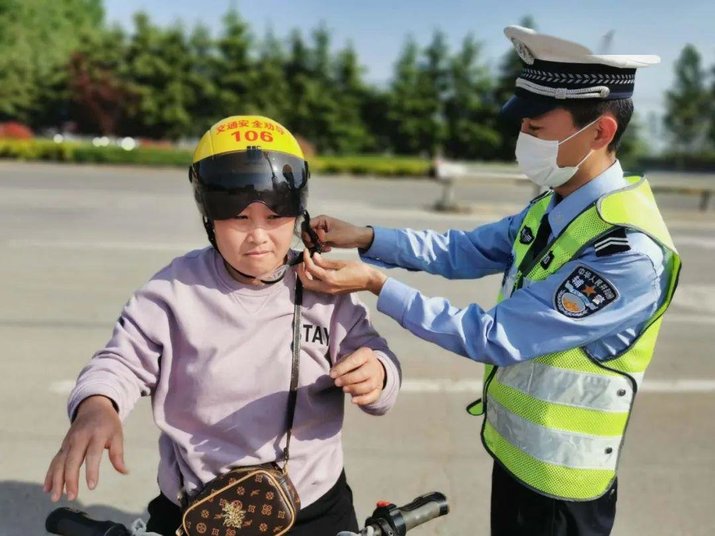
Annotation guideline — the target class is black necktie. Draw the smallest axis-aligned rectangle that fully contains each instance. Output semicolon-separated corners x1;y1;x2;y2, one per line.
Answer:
520;213;552;271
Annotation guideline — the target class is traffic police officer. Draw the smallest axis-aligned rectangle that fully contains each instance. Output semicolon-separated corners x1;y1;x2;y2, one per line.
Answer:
298;25;681;535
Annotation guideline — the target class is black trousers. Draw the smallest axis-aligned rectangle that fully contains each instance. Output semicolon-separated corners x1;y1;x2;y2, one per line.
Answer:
146;470;358;536
491;462;618;536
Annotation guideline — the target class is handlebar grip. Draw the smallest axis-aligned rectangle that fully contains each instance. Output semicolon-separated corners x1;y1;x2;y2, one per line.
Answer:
364;491;449;535
397;492;449;531
45;507;131;536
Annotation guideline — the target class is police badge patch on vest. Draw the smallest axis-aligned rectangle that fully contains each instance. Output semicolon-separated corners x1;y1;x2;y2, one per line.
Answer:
519;226;534;244
554;265;619;318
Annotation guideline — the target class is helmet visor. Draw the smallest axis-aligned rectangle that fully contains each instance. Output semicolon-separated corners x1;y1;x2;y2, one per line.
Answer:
191;149;309;220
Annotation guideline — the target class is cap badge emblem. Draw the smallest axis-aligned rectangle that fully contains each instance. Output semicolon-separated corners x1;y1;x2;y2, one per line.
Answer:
512;38;535;65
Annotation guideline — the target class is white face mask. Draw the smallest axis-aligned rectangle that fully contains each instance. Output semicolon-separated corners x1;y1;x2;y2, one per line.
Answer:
515;118;600;188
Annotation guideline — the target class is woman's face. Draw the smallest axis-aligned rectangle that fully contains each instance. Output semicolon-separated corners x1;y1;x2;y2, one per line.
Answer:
213;202;296;281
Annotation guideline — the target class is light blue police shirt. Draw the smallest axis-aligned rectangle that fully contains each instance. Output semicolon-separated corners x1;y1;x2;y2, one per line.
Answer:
360;161;670;365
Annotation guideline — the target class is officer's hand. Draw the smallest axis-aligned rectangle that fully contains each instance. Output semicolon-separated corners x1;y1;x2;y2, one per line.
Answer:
44;395;128;502
304;215;374;251
331;347;386;406
299;250;387;296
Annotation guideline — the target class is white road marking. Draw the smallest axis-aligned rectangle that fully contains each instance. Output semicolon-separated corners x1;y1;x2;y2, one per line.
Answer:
665;313;715;325
672;235;715;250
51;378;715;396
671;285;715;315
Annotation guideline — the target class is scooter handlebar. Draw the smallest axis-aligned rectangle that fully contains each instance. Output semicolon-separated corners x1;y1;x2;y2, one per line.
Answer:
354;491;449;536
45;507;131;536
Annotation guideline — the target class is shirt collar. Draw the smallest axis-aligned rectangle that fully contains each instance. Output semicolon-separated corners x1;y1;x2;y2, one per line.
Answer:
545;160;628;237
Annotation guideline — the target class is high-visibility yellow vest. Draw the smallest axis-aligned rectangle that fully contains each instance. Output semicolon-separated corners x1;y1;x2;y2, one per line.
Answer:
470;176;681;500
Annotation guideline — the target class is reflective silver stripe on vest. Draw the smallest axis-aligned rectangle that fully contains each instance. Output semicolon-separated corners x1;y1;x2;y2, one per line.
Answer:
496;362;635;412
487;396;620;470
627;371;644;388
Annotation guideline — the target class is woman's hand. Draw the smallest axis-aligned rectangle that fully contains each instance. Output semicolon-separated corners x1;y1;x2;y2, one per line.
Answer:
303;215;374;251
298;251;387;296
44;395;128;502
331;347;386;406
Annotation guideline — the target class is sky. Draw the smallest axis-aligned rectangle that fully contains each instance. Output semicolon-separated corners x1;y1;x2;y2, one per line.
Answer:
104;0;715;138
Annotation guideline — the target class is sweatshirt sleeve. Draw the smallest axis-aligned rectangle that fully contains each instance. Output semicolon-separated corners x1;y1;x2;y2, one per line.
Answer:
330;293;401;416
67;278;169;422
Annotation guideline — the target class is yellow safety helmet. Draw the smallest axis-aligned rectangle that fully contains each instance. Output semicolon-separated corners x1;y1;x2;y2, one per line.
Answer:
189;115;309;220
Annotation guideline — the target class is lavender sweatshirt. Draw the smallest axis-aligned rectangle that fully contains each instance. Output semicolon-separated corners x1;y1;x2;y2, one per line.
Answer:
68;248;401;508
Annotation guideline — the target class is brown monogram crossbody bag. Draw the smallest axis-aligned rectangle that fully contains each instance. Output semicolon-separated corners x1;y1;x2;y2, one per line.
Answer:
176;280;304;536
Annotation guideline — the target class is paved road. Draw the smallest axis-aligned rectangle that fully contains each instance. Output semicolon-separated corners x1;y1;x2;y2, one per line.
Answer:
1;161;714;535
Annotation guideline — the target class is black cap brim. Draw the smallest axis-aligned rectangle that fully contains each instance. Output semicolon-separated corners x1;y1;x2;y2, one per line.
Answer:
499;94;560;121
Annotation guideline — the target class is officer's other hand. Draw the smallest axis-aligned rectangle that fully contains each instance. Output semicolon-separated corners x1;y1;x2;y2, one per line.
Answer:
299;250;387;296
43;395;128;502
330;347;386;406
304;215;373;251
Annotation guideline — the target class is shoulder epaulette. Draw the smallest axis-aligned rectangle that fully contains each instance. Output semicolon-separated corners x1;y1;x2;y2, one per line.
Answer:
594;227;630;257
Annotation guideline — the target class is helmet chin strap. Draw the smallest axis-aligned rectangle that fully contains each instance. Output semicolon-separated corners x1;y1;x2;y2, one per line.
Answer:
203;211;324;286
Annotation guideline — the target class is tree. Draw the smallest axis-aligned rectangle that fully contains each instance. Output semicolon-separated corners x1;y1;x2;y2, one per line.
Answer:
284;30;315;142
331;43;372;153
185;23;220;136
708;64;715;150
416;31;450;156
251;28;291;124
67;26;132;135
618;112;648;170
123;13;195;139
360;87;392;153
0;1;36;122
303;25;341;152
444;34;501;159
386;37;422;154
283;26;349;153
387;33;452;156
0;0;104;125
215;8;254;117
663;44;709;152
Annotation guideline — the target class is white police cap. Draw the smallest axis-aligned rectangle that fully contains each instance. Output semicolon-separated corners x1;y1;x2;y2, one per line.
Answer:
501;25;660;120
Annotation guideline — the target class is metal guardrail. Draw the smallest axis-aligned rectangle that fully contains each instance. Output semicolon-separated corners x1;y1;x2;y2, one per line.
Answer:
432;159;715;212
649;183;713;212
431;159;537;212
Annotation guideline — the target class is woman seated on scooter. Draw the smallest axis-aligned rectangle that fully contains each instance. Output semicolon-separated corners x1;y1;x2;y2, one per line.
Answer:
44;115;401;536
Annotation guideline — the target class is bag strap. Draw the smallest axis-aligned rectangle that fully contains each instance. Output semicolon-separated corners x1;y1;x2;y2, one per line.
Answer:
281;275;303;469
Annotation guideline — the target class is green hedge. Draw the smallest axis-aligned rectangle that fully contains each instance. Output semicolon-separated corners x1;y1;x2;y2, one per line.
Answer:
0;139;76;161
312;155;430;176
0;139;193;166
4;140;715;177
0;139;431;176
72;145;193;166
